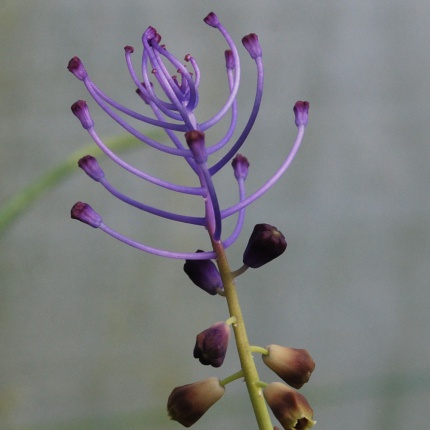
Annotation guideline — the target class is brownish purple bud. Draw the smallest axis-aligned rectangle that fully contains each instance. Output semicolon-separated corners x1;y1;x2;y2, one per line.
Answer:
194;322;230;368
167;377;225;427
183;251;223;295
263;382;316;430
243;224;287;268
262;345;315;389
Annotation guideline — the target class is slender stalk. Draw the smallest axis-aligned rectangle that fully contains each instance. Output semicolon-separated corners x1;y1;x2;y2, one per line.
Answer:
211;239;272;430
0;133;162;236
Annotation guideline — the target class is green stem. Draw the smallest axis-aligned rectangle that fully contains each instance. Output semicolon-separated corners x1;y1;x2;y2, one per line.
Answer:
220;369;244;387
250;345;269;356
0;133;161;236
211;239;273;430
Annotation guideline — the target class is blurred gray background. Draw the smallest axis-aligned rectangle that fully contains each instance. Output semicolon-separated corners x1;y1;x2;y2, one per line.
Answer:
1;0;430;429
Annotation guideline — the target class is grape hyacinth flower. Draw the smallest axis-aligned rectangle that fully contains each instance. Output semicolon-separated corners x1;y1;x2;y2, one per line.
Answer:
68;11;312;430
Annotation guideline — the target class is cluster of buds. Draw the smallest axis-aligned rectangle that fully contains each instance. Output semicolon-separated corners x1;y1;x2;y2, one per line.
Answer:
68;10;313;430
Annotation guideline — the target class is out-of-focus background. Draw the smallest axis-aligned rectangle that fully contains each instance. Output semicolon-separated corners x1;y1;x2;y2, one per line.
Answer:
1;0;430;429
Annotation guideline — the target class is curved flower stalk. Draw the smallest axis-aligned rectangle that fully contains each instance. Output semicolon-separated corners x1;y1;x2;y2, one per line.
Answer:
68;11;312;430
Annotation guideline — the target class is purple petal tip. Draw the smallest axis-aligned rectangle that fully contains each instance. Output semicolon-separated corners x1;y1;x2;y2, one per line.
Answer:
294;101;309;127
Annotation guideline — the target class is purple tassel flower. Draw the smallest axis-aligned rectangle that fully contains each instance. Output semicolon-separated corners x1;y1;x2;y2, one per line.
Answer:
68;11;309;264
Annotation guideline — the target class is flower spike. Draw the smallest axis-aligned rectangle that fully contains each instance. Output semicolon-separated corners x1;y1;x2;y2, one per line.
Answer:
69;11;314;430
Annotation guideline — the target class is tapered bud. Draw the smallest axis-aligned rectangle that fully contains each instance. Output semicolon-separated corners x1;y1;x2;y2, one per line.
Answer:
293;101;309;127
194;322;230;368
71;202;102;228
243;224;287;268
167;377;225;427
262;345;315;389
78;155;105;181
263;382;316;430
183;251;223;295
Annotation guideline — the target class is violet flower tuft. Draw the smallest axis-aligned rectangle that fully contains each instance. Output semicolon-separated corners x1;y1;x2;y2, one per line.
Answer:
68;12;308;262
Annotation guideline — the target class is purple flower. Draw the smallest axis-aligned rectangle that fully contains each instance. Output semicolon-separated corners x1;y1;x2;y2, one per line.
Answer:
193;322;230;367
68;12;309;262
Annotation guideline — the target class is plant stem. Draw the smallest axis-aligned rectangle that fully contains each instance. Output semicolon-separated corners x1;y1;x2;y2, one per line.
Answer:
0;133;163;236
211;239;273;430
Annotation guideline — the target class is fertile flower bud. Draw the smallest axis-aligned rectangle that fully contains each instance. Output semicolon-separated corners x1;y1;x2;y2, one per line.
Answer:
263;382;316;430
71;100;94;130
243;224;287;268
78;155;105;182
293;101;309;127
194;322;230;368
183;251;223;295
242;33;262;59
167;377;225;427
71;202;102;228
262;345;315;389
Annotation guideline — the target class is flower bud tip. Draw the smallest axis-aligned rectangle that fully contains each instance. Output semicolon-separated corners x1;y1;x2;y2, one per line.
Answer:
71;202;102;228
242;33;262;59
203;12;220;28
67;56;87;80
71;100;94;130
294;101;309;127
78;155;105;182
